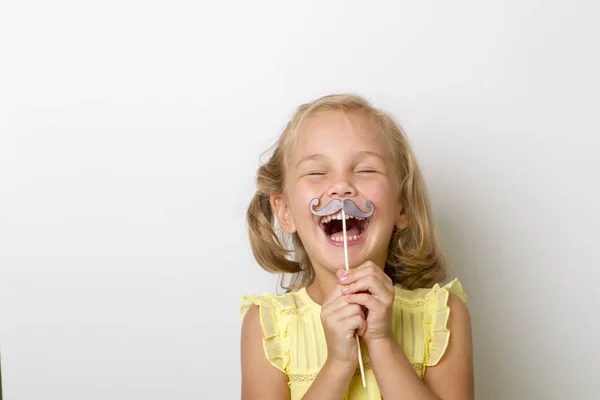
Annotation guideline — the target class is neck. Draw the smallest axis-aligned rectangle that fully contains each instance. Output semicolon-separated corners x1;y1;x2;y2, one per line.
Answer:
305;267;340;306
304;252;389;305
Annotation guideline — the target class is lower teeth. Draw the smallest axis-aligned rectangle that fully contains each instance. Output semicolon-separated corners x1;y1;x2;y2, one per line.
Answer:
330;233;361;242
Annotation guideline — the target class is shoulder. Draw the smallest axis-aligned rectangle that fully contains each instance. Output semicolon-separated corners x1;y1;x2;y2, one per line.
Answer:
446;291;470;328
392;279;473;396
416;280;473;398
393;278;467;309
240;296;290;399
392;279;470;365
241;305;269;356
441;289;472;363
240;291;299;319
241;304;260;334
239;291;300;374
241;305;263;358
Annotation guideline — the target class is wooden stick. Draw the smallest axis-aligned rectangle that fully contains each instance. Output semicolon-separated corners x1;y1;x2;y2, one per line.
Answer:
341;209;367;388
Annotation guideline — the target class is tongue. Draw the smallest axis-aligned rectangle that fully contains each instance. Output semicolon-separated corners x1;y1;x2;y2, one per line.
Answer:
331;226;361;239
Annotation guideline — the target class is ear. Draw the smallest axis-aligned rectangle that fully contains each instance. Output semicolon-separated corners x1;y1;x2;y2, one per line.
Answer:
395;207;409;230
270;193;296;234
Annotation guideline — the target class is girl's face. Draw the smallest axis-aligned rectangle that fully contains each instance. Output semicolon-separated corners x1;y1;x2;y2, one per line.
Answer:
271;110;408;274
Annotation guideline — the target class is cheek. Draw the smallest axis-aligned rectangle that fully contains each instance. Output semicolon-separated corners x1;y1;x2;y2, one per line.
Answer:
364;181;400;219
296;180;325;201
363;179;393;202
287;181;323;220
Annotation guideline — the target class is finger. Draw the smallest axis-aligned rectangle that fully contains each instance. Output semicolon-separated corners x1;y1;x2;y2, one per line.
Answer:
357;317;367;337
341;314;366;339
322;284;345;306
340;261;392;287
344;292;386;314
332;303;365;320
321;285;354;319
342;274;394;302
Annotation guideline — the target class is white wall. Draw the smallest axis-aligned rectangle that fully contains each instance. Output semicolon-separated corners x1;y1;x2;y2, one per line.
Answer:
1;1;599;399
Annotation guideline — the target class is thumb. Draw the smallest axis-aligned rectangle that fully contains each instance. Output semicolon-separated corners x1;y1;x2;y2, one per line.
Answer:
357;319;367;337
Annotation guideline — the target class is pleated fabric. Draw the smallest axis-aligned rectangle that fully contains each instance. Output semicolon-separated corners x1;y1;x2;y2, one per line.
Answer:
241;279;466;400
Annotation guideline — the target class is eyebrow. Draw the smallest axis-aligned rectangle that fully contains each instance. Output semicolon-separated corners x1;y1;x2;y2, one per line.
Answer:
296;153;326;168
355;151;386;163
295;151;385;168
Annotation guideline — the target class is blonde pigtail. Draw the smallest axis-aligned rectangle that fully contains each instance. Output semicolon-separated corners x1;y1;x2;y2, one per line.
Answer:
247;186;301;275
385;149;447;289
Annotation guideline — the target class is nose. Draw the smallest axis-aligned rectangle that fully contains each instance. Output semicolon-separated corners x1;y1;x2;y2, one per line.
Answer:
327;176;356;198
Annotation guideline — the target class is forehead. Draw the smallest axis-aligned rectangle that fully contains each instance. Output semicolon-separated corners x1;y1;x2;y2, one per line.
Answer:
290;110;388;161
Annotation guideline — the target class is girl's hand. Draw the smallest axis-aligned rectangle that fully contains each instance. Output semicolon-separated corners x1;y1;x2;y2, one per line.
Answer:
320;283;367;371
337;261;395;344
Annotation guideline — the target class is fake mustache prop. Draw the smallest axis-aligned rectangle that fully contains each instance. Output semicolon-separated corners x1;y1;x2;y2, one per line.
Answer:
308;198;375;218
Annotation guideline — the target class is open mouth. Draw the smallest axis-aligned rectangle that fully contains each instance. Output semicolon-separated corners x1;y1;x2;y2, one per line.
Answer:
319;210;369;243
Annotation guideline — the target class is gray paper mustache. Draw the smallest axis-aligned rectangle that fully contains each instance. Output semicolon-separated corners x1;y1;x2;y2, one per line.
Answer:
309;198;375;218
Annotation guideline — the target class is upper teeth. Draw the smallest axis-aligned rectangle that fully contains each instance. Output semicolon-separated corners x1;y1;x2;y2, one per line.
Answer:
320;211;365;224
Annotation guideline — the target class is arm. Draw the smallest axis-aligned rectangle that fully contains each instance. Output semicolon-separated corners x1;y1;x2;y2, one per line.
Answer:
300;359;355;400
241;306;289;400
423;293;474;399
367;293;474;400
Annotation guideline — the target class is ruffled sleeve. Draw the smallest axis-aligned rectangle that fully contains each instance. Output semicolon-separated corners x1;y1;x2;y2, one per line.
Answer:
423;279;467;367
241;294;290;374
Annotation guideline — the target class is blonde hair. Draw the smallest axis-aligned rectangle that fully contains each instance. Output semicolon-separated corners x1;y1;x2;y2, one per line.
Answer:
246;94;447;291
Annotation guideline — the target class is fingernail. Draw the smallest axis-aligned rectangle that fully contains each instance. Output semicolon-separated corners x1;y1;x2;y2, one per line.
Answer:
342;286;350;293
340;273;348;282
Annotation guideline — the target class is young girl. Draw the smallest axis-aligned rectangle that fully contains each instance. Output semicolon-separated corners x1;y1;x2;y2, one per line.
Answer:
240;94;474;399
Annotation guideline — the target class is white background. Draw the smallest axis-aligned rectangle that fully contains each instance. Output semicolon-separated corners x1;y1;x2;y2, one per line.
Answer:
1;1;599;399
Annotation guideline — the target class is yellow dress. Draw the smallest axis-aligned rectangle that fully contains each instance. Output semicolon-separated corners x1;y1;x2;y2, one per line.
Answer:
241;279;466;400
